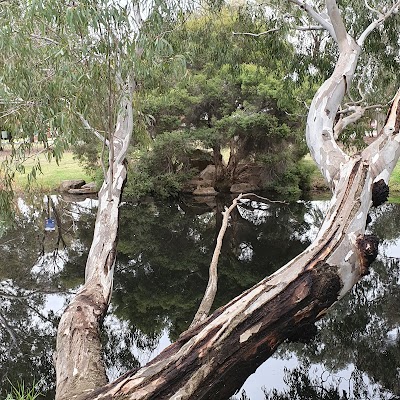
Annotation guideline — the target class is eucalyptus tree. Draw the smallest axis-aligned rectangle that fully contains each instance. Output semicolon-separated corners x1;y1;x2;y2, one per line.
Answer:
71;1;400;398
1;1;400;400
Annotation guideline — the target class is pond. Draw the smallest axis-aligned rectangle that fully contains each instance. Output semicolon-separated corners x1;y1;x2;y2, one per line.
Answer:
0;194;399;399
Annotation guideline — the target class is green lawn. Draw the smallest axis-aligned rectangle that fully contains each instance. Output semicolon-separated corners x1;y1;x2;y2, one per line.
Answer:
13;151;93;191
8;148;400;196
389;162;400;193
304;154;400;197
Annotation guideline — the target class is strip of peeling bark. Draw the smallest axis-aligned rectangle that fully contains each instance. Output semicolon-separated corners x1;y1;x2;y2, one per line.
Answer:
54;78;135;400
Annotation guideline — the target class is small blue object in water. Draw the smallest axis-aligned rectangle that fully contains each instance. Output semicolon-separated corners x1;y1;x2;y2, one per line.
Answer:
45;218;56;231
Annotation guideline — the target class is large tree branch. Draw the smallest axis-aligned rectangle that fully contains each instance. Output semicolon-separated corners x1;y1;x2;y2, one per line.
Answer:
357;1;400;47
334;106;366;139
289;0;338;41
363;88;400;183
326;0;348;50
334;104;383;139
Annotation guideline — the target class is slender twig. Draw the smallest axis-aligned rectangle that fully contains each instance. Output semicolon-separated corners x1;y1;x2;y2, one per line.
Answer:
78;112;108;181
30;34;60;46
49;196;67;249
364;0;384;18
232;28;279;37
78;113;109;146
0;313;19;346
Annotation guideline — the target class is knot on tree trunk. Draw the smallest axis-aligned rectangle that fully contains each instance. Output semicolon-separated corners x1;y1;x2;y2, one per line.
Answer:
356;234;379;275
372;179;389;207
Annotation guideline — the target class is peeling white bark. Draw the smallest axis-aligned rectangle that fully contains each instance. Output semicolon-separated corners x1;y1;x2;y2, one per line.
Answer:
55;78;135;400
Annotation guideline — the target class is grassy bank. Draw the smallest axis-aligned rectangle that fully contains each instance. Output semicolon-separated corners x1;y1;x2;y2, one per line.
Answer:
304;154;400;196
5;147;400;196
389;162;400;193
10;151;92;191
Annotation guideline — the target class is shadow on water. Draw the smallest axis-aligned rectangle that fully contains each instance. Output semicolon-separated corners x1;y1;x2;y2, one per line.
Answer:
0;194;399;399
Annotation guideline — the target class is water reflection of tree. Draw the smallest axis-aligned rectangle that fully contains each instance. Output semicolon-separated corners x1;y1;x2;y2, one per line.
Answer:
111;197;312;376
0;195;96;398
269;203;400;399
2;197;400;399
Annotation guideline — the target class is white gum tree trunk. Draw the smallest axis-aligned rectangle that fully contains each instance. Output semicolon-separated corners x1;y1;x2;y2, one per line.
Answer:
54;1;400;399
55;79;135;400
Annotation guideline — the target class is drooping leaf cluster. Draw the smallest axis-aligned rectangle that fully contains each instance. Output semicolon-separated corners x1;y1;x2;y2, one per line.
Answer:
0;0;189;218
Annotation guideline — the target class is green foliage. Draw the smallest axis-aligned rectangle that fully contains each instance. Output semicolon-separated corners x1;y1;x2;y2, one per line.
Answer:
132;6;313;198
0;0;189;215
5;381;41;400
124;132;198;199
389;161;400;193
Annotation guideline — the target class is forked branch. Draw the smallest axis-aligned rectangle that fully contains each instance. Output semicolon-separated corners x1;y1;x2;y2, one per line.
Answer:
289;0;338;41
358;1;400;46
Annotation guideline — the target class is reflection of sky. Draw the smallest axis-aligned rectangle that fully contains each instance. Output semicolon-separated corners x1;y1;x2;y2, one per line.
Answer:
31;251;68;275
381;238;400;259
240;356;393;399
240;356;298;399
295;200;330;242
44;293;71;315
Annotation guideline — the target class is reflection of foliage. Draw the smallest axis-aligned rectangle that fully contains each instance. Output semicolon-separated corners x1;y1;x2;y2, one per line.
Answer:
369;203;400;243
264;364;348;400
0;282;59;399
0;195;97;399
261;364;395;400
3;197;400;399
113;197;311;344
281;203;400;398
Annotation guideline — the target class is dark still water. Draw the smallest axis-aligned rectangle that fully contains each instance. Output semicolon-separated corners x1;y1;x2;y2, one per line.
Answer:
0;195;399;399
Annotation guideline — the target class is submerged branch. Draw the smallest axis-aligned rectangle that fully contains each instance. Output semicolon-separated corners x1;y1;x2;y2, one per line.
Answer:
190;193;286;329
189;194;244;329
